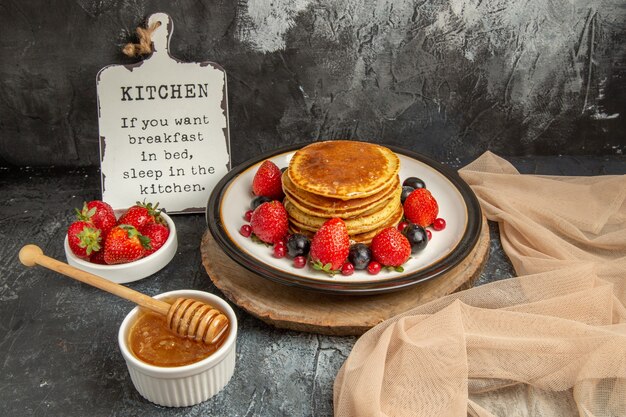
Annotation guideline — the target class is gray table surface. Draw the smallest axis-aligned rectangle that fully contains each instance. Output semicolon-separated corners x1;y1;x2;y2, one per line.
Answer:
1;155;624;417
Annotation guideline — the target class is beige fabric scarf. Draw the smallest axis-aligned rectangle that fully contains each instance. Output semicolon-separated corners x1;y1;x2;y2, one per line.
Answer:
334;152;626;416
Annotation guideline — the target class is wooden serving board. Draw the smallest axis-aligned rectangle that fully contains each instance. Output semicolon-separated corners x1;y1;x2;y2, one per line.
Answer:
200;216;489;336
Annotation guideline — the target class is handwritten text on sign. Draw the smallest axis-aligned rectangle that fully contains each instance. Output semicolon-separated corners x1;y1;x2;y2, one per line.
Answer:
97;13;230;213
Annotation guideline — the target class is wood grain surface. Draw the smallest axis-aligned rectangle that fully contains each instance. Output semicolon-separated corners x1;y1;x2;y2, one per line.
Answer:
201;216;489;336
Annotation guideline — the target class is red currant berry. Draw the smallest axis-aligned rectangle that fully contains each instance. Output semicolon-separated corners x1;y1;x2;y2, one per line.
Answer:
293;256;307;268
397;221;409;232
240;224;252;237
433;218;446;231
426;230;432;240
341;263;355;276
273;243;286;258
367;261;381;275
244;210;253;222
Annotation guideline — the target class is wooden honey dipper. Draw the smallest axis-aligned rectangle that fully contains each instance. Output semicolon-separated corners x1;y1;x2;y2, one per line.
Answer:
19;245;229;345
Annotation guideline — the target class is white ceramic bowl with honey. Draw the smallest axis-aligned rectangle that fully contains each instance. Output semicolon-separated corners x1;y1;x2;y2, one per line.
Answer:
63;210;177;283
118;289;237;407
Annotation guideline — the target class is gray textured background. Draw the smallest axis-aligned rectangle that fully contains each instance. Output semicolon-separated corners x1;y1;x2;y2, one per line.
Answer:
1;0;624;167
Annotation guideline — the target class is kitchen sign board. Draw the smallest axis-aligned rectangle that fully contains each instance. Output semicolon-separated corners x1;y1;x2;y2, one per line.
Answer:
97;12;230;214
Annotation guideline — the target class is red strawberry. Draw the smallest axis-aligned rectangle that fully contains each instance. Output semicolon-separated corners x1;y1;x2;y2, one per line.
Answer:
76;200;116;237
250;201;289;244
309;218;350;273
89;248;107;265
403;188;439;227
103;225;151;264
117;201;163;232
370;227;411;268
143;223;170;256
252;160;285;201
67;221;102;259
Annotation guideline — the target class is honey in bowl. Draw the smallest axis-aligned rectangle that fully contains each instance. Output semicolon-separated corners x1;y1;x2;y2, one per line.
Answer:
128;299;228;367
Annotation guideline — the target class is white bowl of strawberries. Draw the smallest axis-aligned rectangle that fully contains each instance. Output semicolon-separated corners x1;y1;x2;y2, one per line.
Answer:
64;201;177;283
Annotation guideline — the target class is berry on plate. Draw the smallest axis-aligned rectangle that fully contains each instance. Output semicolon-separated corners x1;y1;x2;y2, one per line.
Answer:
403;188;439;227
250;201;289;244
143;223;170;256
403;223;428;253
67;220;102;259
286;233;311;258
309;218;350;274
433;218;446;231
367;261;381;275
252;160;285;201
240;224;252;237
348;243;372;270
273;241;287;258
75;201;116;238
370;227;411;268
250;195;272;210
293;255;307;268
403;177;426;189
104;225;151;264
400;186;414;204
341;262;355;276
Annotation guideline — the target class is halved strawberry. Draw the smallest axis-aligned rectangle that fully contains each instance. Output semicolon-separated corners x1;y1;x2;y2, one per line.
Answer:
67;220;102;259
309;218;350;274
76;200;116;238
403;188;439;227
103;225;151;264
250;201;289;244
252;160;284;201
370;227;411;269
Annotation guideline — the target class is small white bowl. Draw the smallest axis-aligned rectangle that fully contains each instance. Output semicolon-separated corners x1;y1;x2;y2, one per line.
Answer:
64;210;177;283
118;290;237;407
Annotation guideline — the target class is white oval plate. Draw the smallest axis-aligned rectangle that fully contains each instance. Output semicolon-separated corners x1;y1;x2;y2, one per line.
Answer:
207;144;481;294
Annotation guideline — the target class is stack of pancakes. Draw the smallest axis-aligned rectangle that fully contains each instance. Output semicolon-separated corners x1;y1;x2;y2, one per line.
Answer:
283;140;403;243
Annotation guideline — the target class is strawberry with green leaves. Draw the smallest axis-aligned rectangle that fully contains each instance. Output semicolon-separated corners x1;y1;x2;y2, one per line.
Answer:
117;201;163;232
75;200;116;238
309;218;350;275
67;221;102;259
370;227;411;270
103;225;151;264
